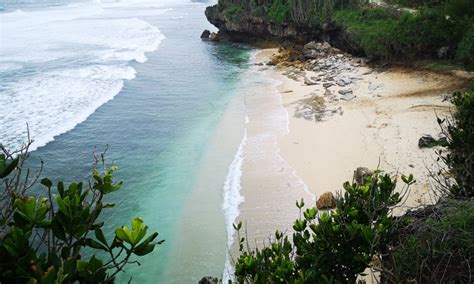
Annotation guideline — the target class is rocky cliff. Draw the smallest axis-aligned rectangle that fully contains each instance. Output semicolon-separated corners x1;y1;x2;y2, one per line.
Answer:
205;1;363;55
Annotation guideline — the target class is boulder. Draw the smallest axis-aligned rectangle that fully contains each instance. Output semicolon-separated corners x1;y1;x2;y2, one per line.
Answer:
323;82;334;89
210;32;218;41
199;277;219;284
302;41;332;59
316;192;337;210
200;29;211;39
304;78;318;85
338;89;353;96
418;135;436;148
353;167;373;185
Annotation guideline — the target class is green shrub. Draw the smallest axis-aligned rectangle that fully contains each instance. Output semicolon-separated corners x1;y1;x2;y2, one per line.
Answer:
387;199;474;282
223;4;245;19
268;0;291;24
333;6;463;60
456;24;474;70
234;171;415;283
437;89;474;198
0;144;162;283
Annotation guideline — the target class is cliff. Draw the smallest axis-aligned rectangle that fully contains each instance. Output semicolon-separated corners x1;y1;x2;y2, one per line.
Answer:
205;0;363;55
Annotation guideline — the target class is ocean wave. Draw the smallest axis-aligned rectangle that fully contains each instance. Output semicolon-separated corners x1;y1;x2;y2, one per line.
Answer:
222;126;247;283
0;3;165;151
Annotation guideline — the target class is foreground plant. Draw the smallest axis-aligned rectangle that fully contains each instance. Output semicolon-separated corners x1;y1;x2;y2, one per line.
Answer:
234;170;414;283
0;140;162;283
435;88;474;198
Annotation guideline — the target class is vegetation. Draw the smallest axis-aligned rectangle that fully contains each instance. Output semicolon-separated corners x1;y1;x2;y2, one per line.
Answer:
332;0;474;67
219;0;341;26
387;198;474;283
232;87;474;283
234;171;415;283
0;141;162;283
436;89;474;198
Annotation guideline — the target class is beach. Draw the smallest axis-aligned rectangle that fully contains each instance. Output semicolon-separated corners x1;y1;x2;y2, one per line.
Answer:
235;48;472;254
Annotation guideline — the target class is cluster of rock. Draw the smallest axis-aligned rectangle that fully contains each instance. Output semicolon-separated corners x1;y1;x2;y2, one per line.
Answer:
267;41;366;121
200;29;218;41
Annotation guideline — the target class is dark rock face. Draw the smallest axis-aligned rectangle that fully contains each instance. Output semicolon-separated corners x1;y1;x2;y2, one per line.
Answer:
204;3;364;56
418;135;437;148
205;4;320;44
200;29;211;39
199;276;219;284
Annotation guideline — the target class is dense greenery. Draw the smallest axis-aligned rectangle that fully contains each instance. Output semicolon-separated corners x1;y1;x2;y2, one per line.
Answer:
219;0;341;26
0;144;162;283
332;0;474;67
388;198;474;283
437;89;474;198
234;171;415;283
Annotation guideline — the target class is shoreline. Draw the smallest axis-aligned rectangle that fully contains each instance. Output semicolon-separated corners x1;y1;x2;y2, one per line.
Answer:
235;47;473;254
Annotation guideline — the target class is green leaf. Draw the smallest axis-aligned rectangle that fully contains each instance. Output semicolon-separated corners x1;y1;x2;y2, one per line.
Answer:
41;178;53;188
95;229;108;247
0;156;18;178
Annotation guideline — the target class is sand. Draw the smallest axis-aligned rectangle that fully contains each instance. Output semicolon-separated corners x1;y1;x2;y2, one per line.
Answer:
235;48;472;251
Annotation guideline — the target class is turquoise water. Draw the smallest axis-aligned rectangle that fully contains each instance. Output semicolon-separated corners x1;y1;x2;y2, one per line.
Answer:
1;0;257;282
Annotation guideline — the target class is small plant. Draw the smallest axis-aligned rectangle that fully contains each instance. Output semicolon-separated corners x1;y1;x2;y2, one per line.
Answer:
0;139;162;283
234;170;414;283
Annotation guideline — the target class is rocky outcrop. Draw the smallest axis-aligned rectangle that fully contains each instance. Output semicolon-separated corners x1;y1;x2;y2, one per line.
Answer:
204;2;364;56
200;29;211;39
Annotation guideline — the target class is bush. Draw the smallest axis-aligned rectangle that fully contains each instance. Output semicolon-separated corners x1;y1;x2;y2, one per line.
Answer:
455;24;474;70
234;171;415;283
333;7;460;60
436;89;474;198
386;198;474;283
0;142;162;283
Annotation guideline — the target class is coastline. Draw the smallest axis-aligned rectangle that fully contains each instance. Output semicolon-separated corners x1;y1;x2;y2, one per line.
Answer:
235;47;472;256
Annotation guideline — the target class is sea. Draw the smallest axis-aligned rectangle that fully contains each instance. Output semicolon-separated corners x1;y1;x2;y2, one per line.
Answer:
0;0;281;282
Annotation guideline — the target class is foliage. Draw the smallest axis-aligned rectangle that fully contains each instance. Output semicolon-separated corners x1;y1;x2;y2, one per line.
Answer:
333;7;461;60
234;171;414;283
268;0;291;24
223;4;245;19
0;141;162;283
455;24;474;70
218;0;340;26
386;198;474;283
436;89;474;198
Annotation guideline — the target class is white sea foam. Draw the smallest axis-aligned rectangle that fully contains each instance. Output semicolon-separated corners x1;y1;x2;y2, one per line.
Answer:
0;2;166;151
222;126;247;283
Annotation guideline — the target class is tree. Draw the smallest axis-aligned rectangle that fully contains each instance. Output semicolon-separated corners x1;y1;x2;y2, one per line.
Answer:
0;137;162;283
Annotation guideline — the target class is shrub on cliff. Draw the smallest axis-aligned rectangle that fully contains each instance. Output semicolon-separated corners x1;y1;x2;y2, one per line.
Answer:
234;171;414;283
333;7;460;60
0;142;162;283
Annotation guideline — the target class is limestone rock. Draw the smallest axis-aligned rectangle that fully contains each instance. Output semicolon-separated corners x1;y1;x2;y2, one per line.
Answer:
200;29;211;39
304;77;318;85
316;192;337;210
353;167;373;185
210;32;218;41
